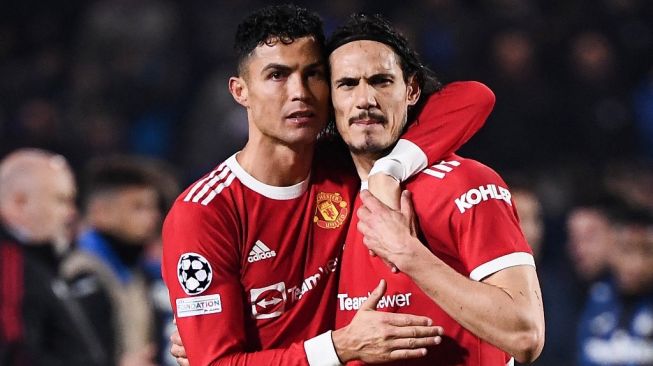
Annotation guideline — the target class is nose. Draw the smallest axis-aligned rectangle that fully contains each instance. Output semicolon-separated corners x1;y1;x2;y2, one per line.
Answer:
288;73;310;102
353;82;376;110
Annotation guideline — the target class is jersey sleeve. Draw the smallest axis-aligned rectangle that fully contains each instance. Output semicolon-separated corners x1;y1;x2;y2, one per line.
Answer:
162;199;323;366
370;81;495;181
447;166;534;281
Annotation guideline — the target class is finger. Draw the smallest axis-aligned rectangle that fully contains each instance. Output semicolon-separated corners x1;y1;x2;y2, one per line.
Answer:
378;256;398;273
400;190;415;221
359;279;386;310
360;189;388;213
387;336;442;350
176;357;190;366
388;348;428;360
362;235;377;249
369;249;377;257
356;205;372;222
383;313;433;327
357;220;372;237
400;190;418;235
387;325;444;339
170;331;183;346
170;344;187;358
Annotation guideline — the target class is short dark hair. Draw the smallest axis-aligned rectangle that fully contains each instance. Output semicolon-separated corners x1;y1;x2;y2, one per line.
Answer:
612;205;653;228
234;4;325;75
326;13;442;99
83;156;157;208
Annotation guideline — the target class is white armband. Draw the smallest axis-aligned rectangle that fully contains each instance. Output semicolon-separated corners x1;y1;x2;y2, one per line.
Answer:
368;139;427;182
304;330;342;366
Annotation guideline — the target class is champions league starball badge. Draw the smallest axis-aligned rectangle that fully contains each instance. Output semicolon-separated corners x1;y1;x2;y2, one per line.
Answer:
178;252;213;295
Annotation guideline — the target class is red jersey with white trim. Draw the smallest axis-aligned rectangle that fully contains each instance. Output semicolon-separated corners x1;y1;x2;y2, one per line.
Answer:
163;154;358;366
336;154;534;366
161;81;494;366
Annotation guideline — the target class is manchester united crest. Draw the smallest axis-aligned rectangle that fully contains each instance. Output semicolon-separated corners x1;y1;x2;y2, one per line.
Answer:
313;192;348;229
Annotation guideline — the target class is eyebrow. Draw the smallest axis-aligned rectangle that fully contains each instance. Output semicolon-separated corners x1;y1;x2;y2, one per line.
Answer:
261;63;292;75
368;73;395;81
334;72;395;84
261;61;324;74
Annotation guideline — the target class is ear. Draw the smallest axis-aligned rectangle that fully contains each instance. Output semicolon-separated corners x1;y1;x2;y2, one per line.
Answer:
406;74;421;107
229;76;249;107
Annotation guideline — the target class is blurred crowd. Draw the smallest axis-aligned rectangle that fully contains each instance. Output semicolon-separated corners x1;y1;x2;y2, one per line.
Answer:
1;0;653;365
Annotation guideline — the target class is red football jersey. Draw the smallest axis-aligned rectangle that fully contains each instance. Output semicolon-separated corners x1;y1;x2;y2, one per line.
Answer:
163;154;358;365
162;82;495;366
336;155;534;366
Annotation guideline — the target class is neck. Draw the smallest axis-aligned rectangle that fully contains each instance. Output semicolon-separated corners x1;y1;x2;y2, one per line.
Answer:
350;151;383;181
238;138;315;187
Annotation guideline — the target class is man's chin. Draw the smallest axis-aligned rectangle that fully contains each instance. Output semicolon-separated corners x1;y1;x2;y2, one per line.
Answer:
347;141;390;155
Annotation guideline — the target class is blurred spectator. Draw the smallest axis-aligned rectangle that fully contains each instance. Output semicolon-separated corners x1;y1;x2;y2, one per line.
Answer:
604;159;653;211
512;182;577;365
512;186;544;258
141;158;180;366
567;204;615;284
61;156;165;366
0;148;106;366
577;206;653;365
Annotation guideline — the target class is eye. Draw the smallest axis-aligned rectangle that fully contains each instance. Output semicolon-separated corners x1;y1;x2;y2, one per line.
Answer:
370;76;393;87
336;79;358;90
306;68;325;80
270;71;283;80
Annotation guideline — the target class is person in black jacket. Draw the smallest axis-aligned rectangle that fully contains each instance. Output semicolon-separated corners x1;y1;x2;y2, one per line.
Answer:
0;148;107;366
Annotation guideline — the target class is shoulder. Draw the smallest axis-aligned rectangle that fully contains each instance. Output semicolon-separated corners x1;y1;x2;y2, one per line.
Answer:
61;251;117;286
176;159;240;208
409;156;513;213
166;159;244;227
411;155;505;188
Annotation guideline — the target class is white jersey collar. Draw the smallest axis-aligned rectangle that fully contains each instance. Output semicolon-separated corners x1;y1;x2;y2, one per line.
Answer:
225;153;310;200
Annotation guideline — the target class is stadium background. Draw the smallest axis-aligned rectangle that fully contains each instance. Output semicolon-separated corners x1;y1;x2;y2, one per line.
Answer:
1;0;653;364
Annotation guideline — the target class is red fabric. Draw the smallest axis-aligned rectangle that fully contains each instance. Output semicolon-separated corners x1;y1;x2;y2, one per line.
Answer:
336;155;533;365
162;157;358;365
0;242;23;345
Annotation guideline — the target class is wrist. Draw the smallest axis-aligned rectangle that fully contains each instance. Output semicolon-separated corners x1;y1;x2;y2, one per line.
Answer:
367;174;401;210
395;237;431;274
331;327;355;363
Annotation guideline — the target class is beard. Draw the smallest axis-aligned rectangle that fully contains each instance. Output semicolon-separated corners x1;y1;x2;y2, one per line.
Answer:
346;132;393;155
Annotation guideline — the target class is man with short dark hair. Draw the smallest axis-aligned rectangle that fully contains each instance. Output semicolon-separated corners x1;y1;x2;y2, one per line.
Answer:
63;156;164;366
330;13;544;365
577;206;653;365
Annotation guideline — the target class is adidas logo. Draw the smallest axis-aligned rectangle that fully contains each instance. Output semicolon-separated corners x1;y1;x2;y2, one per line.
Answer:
248;240;277;263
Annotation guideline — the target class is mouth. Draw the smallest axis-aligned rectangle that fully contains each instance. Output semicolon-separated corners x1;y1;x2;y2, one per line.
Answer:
351;118;383;126
286;110;316;125
349;111;386;127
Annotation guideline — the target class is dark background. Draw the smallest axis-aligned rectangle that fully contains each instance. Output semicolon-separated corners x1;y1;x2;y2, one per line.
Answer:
2;1;653;364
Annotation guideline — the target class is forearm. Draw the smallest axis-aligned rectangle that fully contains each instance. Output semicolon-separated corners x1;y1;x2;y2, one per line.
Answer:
205;339;332;366
396;241;544;362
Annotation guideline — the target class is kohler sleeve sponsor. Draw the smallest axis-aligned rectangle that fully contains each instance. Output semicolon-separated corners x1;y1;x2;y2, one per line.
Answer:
454;184;512;214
